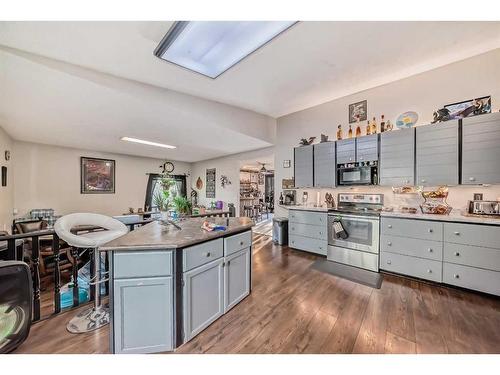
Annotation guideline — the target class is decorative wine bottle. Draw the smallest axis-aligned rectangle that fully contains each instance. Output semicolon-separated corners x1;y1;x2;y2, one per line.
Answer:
380;114;386;133
336;125;343;140
348;125;353;138
371;116;377;134
366;120;371;135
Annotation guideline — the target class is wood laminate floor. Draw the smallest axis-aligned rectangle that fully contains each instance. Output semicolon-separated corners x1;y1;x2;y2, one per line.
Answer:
14;234;500;354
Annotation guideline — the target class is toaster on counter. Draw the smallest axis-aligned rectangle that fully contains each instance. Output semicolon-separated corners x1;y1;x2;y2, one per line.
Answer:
468;200;500;216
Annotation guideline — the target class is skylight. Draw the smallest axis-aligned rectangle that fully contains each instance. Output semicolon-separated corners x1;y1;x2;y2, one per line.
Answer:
154;21;297;78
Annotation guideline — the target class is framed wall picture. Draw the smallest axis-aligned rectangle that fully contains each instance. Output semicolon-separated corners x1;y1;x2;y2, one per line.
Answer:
206;168;216;198
445;96;492;120
349;100;367;123
81;157;115;194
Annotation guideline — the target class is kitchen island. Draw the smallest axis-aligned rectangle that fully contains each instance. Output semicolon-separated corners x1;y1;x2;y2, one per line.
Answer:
100;217;254;354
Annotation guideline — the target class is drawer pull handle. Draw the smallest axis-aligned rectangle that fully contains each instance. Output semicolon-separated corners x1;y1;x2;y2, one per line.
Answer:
421;179;426;183
239;241;244;246
427;269;432;274
428;228;433;233
204;252;211;257
319;246;323;250
291;241;295;244
469;177;475;181
454;252;460;256
454;232;460;235
454;274;460;279
428;248;433;253
319;232;323;235
386;260;392;265
387;242;392;246
387;224;392;228
227;260;231;266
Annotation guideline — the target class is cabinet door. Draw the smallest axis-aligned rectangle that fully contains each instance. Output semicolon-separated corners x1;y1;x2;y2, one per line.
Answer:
336;138;356;164
462;112;500;184
313;142;336;187
294;145;314;188
356;134;378;162
113;277;173;354
224;248;251;313
183;258;224;342
379;128;415;186
416;121;459;186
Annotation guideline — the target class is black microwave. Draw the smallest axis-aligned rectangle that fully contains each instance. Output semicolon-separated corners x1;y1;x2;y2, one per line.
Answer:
337;165;378;186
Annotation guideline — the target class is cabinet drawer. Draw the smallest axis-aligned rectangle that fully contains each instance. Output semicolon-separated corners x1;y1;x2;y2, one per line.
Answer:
113;251;172;279
289;223;327;241
380;252;442;282
289;235;327;256
289;210;327;226
381;217;443;241
183;238;224;272
224;231;252;256
443;262;500;296
444;223;500;249
444;242;500;272
380;234;442;261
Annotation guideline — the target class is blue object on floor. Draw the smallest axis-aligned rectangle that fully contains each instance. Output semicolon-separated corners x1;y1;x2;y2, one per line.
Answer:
60;287;89;309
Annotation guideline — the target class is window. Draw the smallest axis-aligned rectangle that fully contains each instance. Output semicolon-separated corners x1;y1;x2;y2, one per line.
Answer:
154;21;297;78
144;174;187;211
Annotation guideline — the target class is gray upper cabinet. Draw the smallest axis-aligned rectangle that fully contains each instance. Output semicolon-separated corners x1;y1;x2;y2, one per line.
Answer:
416;120;459;186
379;128;415;186
294;145;314;188
183;258;224;342
224;247;251;313
336;138;356;164
356;134;378;162
113;276;173;354
313;142;336;187
462;112;500;185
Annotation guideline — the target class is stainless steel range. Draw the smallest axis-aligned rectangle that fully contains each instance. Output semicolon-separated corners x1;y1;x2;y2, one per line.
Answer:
327;193;383;272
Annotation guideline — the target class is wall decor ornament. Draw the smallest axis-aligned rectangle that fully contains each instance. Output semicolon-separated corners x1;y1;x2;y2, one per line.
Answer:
196;176;203;190
220;175;232;188
159;161;175;174
283;160;291;168
320;134;329;142
4;150;10;161
299;137;316;146
206;168;216;198
349;100;367;123
396;111;419;128
444;96;491;120
81;157;115;194
431;108;451;124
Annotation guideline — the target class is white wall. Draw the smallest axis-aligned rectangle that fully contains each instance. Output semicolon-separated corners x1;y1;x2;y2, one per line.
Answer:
0;126;14;232
190;147;274;216
12;141;191;218
275;49;500;217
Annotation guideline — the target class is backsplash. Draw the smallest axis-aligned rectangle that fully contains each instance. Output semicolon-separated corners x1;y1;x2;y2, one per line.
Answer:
296;185;500;211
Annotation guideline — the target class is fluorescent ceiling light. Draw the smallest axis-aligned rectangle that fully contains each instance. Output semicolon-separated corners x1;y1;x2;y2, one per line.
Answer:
121;137;176;149
154;21;297;78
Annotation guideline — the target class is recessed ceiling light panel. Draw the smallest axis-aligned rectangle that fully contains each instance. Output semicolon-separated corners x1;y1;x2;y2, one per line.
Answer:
121;137;176;149
154;21;297;78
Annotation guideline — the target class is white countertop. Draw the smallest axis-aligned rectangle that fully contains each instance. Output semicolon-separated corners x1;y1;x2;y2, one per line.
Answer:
381;209;500;226
278;204;331;212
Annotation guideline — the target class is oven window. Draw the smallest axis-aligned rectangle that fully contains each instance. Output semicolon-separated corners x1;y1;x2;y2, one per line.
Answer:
341;218;373;246
342;170;361;182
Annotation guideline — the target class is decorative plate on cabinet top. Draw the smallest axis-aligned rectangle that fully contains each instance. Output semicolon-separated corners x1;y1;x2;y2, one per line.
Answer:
396;111;418;128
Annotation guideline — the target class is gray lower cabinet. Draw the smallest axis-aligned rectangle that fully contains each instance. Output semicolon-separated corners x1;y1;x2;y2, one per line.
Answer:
314;142;336;187
379;128;415;186
381;252;442;283
288;210;328;256
113;276;173;354
183;258;224;342
224;248;251;313
336;138;356;164
462;112;500;185
443;263;500;296
294;145;314;188
416;120;459;186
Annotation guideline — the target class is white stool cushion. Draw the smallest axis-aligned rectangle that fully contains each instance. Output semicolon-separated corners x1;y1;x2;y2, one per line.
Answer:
54;213;128;248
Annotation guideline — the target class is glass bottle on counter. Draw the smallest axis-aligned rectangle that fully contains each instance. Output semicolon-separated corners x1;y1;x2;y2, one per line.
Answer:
371;116;377;134
279;192;284;205
355;124;362;137
336;124;343;140
348;125;353;138
380;114;386;133
366;120;371;135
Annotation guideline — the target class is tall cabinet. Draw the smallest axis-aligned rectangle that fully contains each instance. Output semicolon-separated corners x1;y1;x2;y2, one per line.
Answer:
379;128;415;186
294;145;314;188
313;142;336;187
416;120;459;186
461;112;500;185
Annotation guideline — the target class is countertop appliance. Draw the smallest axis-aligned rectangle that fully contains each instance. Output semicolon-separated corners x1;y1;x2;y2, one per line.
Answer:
327;193;384;272
337;162;378;186
468;200;500;216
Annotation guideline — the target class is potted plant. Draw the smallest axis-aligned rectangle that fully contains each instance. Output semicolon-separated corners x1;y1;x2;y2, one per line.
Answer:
172;196;192;217
154;175;175;220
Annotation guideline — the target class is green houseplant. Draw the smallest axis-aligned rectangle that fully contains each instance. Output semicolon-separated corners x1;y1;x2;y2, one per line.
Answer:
172;196;192;216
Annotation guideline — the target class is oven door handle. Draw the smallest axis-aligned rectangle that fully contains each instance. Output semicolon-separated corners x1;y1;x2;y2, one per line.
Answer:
328;214;380;223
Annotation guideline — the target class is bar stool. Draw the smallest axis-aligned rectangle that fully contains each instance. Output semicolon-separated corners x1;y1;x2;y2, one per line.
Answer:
54;213;128;333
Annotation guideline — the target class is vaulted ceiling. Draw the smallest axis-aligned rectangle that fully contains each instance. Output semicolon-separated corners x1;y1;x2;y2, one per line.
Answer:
1;21;499;161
